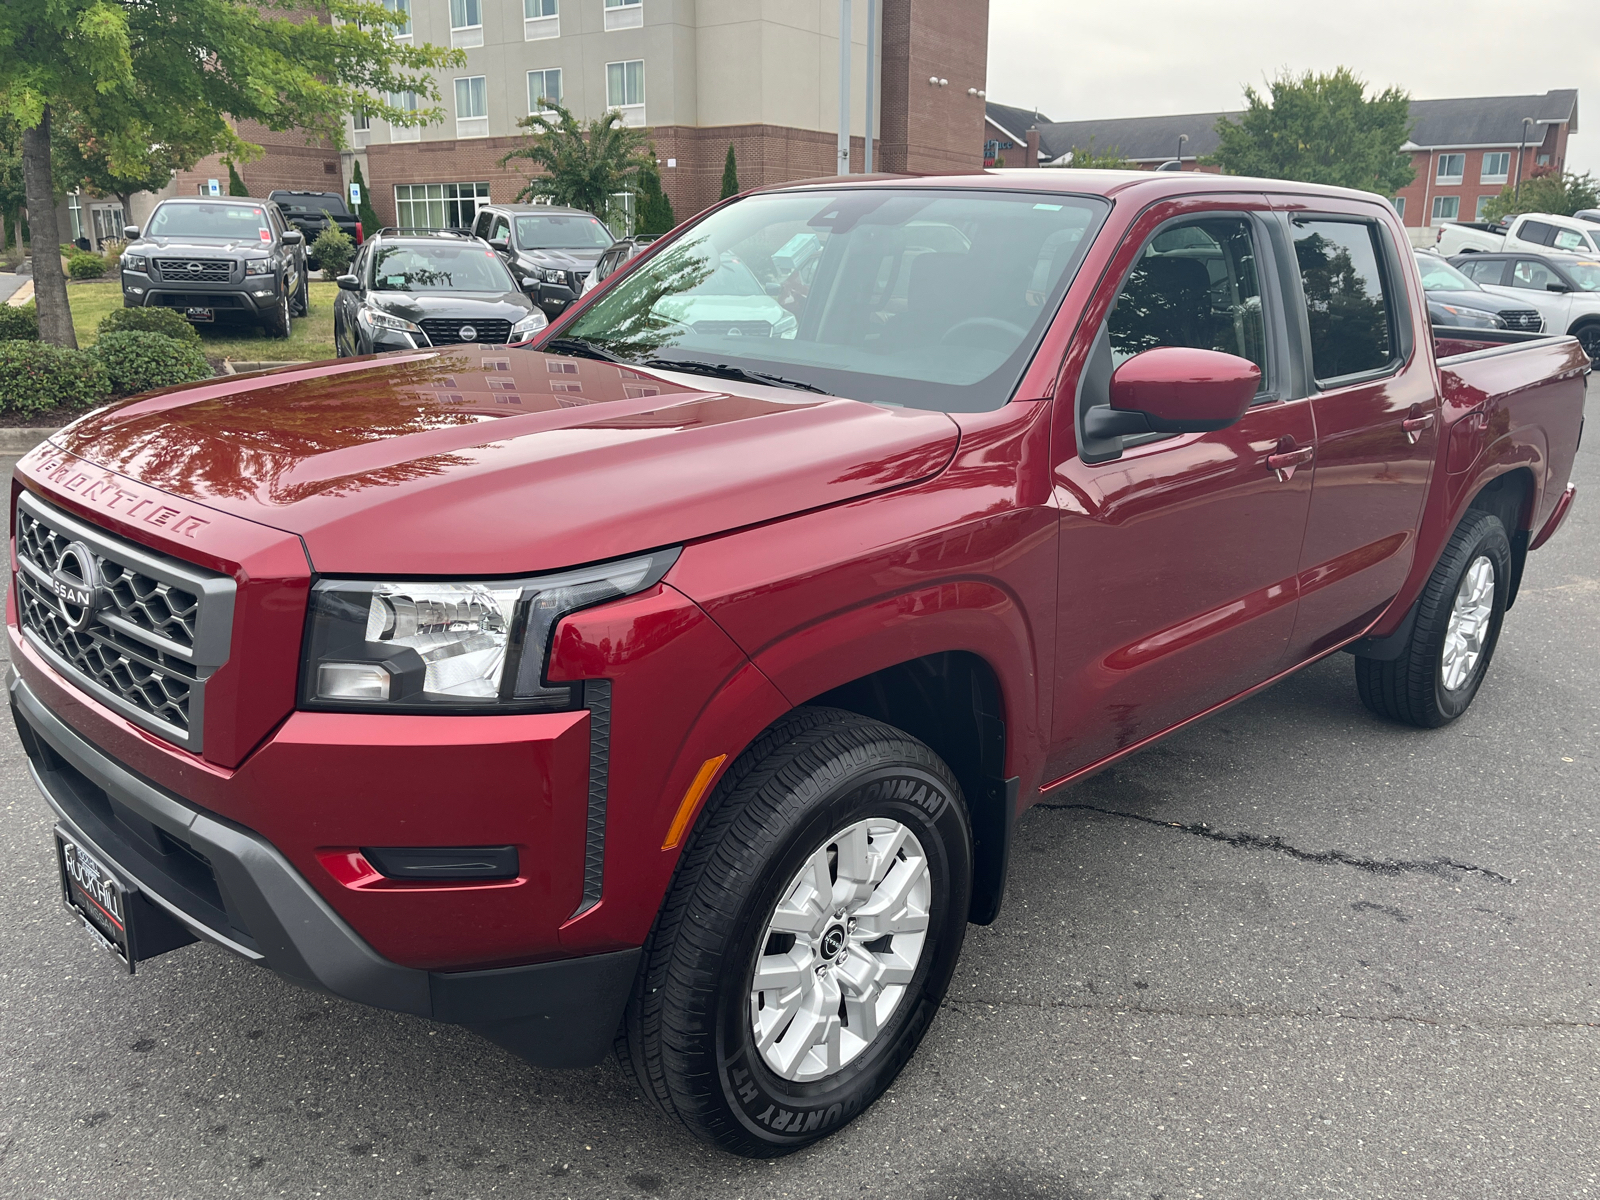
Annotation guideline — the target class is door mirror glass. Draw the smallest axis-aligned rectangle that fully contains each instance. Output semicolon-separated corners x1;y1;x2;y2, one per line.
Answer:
1102;346;1260;434
336;274;361;291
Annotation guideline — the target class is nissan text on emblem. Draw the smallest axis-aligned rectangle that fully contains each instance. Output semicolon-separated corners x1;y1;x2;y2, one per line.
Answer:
458;324;478;343
48;541;101;632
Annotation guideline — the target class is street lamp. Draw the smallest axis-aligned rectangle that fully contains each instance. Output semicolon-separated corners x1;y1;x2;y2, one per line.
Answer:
1176;133;1188;170
1515;116;1535;204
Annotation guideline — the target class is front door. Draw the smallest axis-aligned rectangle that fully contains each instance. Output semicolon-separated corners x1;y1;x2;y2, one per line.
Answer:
1046;203;1316;783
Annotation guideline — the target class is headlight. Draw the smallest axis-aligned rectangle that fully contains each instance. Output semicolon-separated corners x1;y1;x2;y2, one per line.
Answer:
1432;303;1506;329
358;308;422;334
509;310;549;340
122;252;147;273
244;259;276;276
301;549;680;712
542;269;565;284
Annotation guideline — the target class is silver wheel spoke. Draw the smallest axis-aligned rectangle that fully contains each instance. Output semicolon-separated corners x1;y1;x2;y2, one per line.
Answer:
1441;554;1495;693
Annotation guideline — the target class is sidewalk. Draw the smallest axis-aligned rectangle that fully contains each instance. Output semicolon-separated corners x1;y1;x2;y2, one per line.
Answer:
1;274;34;307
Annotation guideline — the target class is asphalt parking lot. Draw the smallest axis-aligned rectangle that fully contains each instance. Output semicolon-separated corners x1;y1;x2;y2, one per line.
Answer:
0;396;1594;1200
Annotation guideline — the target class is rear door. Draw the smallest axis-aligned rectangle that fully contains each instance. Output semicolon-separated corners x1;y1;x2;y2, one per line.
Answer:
1278;204;1439;660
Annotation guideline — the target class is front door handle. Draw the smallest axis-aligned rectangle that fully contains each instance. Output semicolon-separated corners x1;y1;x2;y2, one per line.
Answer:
1266;440;1314;482
1401;411;1436;444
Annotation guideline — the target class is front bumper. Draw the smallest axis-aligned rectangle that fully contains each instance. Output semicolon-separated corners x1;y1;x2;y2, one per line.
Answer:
122;270;279;318
10;669;639;1068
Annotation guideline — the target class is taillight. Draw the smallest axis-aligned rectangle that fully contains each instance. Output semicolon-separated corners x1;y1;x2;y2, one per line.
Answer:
354;221;364;245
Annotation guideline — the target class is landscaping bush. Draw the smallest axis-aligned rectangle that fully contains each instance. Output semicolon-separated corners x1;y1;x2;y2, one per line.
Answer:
68;253;107;279
0;301;39;342
91;330;212;396
0;341;112;415
311;225;355;281
98;305;203;346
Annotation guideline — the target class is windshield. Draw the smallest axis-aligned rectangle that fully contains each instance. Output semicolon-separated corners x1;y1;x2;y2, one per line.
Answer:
559;188;1108;411
147;203;272;241
369;244;517;292
515;214;614;250
1563;261;1600;291
1415;255;1480;292
273;193;348;215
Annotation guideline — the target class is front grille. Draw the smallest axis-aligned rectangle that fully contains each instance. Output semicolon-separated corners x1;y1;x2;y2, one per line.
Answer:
691;320;776;338
418;317;513;345
13;494;236;752
1497;308;1542;332
154;258;234;283
569;270;590;290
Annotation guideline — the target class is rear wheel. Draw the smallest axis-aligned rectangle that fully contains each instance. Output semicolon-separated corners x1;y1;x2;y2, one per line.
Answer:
1570;321;1600;361
616;707;972;1157
1354;510;1512;727
289;268;309;318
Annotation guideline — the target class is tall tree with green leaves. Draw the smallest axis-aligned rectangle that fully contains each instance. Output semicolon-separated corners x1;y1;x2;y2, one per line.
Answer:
1483;169;1600;222
1205;67;1415;197
0;0;461;346
0;116;25;251
350;158;382;235
52;108;222;216
225;159;249;196
720;144;740;200
634;153;675;236
1060;138;1135;170
500;102;652;216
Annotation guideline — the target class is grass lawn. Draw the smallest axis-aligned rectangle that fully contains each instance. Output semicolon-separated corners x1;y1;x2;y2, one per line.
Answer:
67;280;339;364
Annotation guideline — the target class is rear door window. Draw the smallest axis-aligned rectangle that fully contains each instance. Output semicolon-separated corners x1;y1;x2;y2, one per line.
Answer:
1511;259;1561;291
1291;219;1397;383
1458;258;1509;285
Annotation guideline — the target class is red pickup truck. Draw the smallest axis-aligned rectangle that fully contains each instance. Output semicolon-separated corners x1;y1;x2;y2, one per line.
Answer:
10;171;1584;1156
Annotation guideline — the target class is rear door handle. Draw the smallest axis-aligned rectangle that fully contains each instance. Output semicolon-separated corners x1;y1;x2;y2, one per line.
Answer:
1266;444;1314;482
1401;412;1435;444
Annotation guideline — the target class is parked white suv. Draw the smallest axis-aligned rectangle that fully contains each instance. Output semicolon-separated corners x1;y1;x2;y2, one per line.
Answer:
1447;249;1600;359
1436;212;1600;257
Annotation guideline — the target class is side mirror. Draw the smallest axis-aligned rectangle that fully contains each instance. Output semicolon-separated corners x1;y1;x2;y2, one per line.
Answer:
521;276;539;289
282;229;304;246
1546;281;1571;293
1086;346;1260;439
336;274;360;291
489;236;510;251
123;224;141;240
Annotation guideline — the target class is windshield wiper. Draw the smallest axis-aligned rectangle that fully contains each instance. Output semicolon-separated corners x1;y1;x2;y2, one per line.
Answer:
543;337;635;365
642;358;832;395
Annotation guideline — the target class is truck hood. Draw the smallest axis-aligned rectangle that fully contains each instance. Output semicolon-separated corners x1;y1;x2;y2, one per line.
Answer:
45;348;960;576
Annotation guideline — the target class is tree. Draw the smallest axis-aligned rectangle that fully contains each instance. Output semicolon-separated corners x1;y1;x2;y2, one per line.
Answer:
52;108;221;217
1059;138;1135;170
499;101;652;216
635;153;675;236
0;1;462;347
225;159;249;196
1205;67;1415;197
720;144;740;200
0;116;25;251
350;158;382;235
1483;168;1600;222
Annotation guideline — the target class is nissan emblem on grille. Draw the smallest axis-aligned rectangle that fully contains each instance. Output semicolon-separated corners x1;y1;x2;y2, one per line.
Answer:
48;540;101;632
459;324;477;342
187;261;202;273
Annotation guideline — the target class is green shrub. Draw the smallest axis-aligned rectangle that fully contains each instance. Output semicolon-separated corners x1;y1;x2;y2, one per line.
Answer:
91;330;212;396
0;341;112;414
98;305;203;346
312;225;355;280
0;301;39;342
68;253;107;279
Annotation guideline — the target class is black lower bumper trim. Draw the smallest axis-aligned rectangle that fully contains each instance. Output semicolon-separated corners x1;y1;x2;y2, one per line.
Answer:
10;669;636;1068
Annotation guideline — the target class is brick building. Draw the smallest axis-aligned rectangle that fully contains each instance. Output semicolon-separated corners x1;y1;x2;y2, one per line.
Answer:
985;89;1580;245
161;0;989;232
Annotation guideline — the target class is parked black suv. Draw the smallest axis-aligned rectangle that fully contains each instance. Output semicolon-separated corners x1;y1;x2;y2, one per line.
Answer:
268;191;364;269
469;204;615;318
120;197;307;337
332;228;548;356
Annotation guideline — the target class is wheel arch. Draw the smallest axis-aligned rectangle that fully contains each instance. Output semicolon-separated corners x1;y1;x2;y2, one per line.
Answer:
1466;465;1536;607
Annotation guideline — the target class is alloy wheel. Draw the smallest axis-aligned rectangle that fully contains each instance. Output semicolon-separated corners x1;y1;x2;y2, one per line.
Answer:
1442;554;1495;691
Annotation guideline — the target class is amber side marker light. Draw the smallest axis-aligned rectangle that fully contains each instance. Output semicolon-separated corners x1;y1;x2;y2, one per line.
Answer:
662;754;728;850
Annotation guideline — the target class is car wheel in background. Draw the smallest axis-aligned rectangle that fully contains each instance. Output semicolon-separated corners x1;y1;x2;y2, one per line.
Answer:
1355;510;1512;728
616;707;972;1157
290;270;309;318
1569;321;1600;361
262;290;292;339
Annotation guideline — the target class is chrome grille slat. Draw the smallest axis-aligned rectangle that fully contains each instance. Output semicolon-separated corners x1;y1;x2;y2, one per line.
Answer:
418;318;513;346
1496;308;1542;332
13;494;235;752
153;257;234;283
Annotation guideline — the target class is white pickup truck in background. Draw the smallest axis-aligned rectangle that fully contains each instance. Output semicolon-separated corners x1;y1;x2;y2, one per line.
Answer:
1436;212;1600;256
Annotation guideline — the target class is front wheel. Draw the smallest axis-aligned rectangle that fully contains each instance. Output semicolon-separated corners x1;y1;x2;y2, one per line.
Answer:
261;288;291;339
1570;321;1600;361
616;708;972;1157
1355;509;1512;727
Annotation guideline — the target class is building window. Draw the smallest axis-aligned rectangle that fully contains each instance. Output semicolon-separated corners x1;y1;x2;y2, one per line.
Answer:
1435;154;1465;183
455;75;488;138
606;59;645;126
604;0;644;30
1431;195;1460;225
67;192;84;242
353;106;372;148
1475;196;1495;221
450;0;483;48
528;68;563;113
1392;196;1405;220
1537;153;1552;166
387;90;421;142
525;0;558;39
1481;151;1510;184
394;182;491;230
385;0;411;38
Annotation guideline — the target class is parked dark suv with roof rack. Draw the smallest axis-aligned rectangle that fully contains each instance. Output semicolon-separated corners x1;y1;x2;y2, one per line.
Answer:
119;196;308;337
332;227;547;356
470;203;616;319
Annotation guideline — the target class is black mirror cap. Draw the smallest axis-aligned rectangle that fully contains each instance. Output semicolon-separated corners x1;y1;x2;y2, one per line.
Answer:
122;224;141;240
1547;282;1571;292
490;237;511;251
282;230;304;245
336;274;360;291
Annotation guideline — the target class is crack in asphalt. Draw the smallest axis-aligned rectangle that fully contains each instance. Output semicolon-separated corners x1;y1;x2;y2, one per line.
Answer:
1038;802;1514;884
943;996;1600;1032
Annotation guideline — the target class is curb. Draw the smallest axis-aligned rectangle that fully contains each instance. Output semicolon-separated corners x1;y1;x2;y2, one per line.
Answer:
222;360;312;375
5;279;35;307
0;427;57;455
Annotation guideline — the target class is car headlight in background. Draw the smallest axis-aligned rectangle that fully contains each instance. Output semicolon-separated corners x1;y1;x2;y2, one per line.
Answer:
244;259;276;276
509;310;549;341
358;308;423;335
301;548;680;712
541;269;565;284
1430;302;1506;330
121;253;147;273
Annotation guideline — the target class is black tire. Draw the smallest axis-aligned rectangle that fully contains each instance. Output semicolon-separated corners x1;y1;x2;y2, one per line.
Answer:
290;268;309;318
1355;510;1512;727
261;288;291;339
1570;321;1600;361
616;707;973;1157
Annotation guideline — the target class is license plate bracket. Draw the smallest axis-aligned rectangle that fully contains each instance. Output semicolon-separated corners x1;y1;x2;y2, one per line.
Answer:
184;307;215;323
55;828;136;972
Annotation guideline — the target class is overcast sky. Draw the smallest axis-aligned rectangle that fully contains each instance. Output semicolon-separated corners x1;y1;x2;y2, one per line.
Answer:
987;0;1595;174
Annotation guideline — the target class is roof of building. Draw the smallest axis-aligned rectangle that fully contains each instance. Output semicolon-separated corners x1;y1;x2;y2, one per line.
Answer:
984;100;1054;143
995;88;1580;165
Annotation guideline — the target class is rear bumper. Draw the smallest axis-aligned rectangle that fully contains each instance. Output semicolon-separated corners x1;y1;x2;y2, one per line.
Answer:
10;669;638;1068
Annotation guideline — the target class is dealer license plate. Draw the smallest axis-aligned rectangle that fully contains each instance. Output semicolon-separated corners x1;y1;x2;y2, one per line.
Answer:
55;829;136;972
184;307;215;323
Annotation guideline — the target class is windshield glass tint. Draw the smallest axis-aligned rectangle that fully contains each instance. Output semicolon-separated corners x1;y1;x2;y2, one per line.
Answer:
1564;261;1600;291
1415;255;1479;291
515;214;614;250
148;203;271;241
560;188;1108;411
370;245;515;292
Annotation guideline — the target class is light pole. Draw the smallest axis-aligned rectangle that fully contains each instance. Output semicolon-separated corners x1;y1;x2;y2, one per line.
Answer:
837;0;852;174
1176;133;1188;170
1515;116;1535;204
